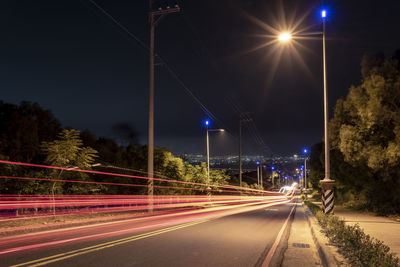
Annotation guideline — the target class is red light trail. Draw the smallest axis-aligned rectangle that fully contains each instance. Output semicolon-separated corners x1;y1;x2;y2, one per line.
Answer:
0;197;293;256
0;160;295;219
0;160;272;194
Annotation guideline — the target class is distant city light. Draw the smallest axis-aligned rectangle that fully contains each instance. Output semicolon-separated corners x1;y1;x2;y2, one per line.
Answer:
321;10;327;18
256;161;260;165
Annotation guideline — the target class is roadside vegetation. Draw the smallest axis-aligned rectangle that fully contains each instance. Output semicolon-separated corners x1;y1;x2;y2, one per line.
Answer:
309;50;400;215
0;101;236;196
305;201;400;267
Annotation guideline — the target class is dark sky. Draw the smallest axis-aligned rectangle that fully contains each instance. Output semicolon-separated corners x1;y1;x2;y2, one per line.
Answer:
2;0;400;156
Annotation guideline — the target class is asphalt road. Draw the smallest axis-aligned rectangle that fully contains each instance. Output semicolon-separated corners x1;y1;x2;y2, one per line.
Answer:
0;201;294;267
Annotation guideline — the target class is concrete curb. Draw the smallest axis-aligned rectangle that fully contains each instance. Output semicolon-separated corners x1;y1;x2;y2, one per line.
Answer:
303;203;347;267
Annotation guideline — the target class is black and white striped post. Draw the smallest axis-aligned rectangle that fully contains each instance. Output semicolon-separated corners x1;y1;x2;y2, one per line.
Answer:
320;179;335;214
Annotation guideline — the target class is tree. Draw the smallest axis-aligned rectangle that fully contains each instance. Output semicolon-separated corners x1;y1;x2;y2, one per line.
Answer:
327;51;400;214
41;129;99;195
308;142;324;190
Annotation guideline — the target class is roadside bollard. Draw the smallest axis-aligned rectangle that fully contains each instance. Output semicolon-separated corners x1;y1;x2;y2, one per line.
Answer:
320;179;335;214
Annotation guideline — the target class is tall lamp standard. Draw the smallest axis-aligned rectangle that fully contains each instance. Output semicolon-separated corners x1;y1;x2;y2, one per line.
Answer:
205;120;224;189
271;166;276;188
320;10;335;214
277;9;335;214
256;161;260;186
303;148;309;199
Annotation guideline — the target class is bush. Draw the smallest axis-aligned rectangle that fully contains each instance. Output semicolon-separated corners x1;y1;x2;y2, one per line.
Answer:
305;201;400;267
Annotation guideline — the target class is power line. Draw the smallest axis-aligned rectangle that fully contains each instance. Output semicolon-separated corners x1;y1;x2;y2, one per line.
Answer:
85;0;225;129
226;97;270;152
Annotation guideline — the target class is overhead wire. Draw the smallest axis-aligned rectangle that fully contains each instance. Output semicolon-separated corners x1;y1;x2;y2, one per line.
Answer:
226;96;270;152
84;0;226;130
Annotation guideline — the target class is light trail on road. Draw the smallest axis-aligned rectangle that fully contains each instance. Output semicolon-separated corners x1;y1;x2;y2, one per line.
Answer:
0;160;292;219
0;159;297;266
0;193;288;219
0;160;272;194
0;190;297;267
0;197;293;256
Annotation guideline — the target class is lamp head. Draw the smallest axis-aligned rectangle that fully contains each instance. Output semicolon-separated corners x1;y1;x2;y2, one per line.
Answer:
278;32;292;42
321;9;327;18
205;120;209;126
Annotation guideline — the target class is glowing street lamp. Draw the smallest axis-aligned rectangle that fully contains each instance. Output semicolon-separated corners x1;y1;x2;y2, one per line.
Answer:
278;32;292;42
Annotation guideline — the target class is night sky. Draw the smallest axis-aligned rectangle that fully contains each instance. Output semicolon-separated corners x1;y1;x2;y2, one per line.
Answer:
2;0;400;156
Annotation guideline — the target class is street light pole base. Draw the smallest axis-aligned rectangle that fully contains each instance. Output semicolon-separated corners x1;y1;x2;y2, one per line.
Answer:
320;179;335;214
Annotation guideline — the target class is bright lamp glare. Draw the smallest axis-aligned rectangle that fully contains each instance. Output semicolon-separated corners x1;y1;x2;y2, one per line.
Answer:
321;10;327;18
205;120;209;126
278;32;292;42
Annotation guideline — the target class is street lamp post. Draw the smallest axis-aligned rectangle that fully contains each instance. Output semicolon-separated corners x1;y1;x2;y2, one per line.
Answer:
205;120;224;192
320;10;335;214
271;166;275;188
303;148;309;199
256;161;260;186
277;9;335;214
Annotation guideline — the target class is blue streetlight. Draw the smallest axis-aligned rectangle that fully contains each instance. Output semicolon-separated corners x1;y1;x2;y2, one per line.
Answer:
256;161;260;165
303;148;308;154
205;120;210;126
271;166;275;171
321;9;327;18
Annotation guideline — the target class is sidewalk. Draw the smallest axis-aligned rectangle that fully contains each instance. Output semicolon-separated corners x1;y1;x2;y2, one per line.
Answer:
281;202;322;266
333;206;400;257
311;200;400;257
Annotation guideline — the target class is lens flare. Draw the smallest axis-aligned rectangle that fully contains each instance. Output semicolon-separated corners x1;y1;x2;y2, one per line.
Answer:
278;32;291;42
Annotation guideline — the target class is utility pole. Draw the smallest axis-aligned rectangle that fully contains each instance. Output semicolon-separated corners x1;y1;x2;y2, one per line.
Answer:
239;119;242;188
148;1;180;203
259;147;264;189
238;116;251;188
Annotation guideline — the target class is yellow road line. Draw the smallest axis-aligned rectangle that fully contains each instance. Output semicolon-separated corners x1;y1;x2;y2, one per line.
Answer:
12;220;208;267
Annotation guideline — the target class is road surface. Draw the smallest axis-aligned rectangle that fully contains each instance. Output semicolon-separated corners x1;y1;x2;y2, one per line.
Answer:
0;200;294;267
